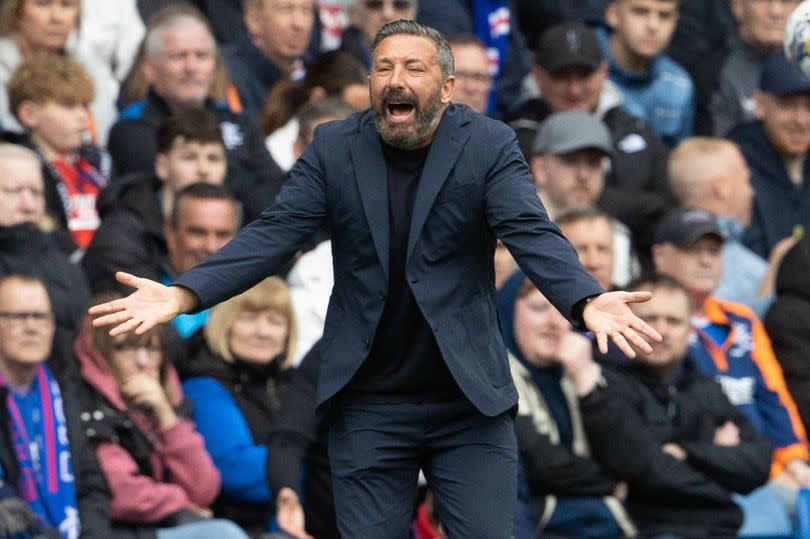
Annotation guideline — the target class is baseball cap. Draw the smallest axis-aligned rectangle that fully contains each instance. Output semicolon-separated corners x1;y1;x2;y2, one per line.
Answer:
654;208;725;247
532;111;613;156
535;22;603;73
760;51;810;96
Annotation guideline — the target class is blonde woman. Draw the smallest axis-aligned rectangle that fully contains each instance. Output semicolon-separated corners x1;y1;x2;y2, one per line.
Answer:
182;277;311;539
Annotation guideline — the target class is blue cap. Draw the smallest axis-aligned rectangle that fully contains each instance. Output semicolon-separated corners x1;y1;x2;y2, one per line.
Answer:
760;51;810;96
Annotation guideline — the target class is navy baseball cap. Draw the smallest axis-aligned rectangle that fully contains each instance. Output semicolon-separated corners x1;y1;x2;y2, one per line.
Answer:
760;51;810;96
654;208;725;247
535;22;603;73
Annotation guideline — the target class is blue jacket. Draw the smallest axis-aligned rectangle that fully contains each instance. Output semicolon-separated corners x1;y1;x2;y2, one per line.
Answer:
174;104;603;416
596;27;694;146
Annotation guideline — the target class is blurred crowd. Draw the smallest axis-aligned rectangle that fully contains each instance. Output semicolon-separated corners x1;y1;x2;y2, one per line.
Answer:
1;0;810;537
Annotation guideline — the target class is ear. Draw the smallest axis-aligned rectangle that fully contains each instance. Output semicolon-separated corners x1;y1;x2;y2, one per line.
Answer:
530;155;548;189
729;0;744;24
710;174;728;204
154;152;169;182
142;56;157;85
244;5;261;38
15;100;39;129
753;91;766;120
605;1;620;30
440;75;455;104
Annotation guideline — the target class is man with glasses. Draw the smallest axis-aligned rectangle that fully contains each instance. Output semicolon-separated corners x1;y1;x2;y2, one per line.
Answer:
447;33;493;114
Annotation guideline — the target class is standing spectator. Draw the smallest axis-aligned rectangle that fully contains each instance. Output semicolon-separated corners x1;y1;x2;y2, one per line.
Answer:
108;9;286;212
7;53;111;255
182;278;310;538
222;0;316;114
447;34;493;115
597;0;694;146
730;51;810;259
0;0;118;144
76;0;145;83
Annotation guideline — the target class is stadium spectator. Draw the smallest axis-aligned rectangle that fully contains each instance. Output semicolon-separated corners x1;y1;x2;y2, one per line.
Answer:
339;0;418;68
514;0;609;52
446;34;493;114
497;272;635;538
74;295;249;539
531;111;638;285
222;0;316;114
0;0;118;144
597;0;694;146
0;274;109;538
652;208;810;512
667;137;800;317
6;53;111;255
729;51;810;259
572;273;771;537
182;277;310;538
557;208;616;291
0;143;90;333
108;9;286;212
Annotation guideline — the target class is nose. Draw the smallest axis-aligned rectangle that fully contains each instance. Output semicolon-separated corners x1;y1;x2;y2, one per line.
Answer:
387;65;406;89
203;234;222;255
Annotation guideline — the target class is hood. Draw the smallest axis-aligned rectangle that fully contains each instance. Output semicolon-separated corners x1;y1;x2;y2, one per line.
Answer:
495;270;527;364
73;318;183;412
775;235;810;300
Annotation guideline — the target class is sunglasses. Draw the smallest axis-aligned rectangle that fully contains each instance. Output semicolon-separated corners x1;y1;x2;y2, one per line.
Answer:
364;0;413;11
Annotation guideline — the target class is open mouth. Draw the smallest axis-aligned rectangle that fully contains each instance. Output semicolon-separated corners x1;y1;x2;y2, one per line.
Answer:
386;102;415;121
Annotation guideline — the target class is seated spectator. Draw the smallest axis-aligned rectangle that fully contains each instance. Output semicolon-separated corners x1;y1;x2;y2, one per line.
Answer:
507;22;671;264
74;298;249;539
496;272;635;538
0;274;109;537
447;34;493;115
222;0;315;114
83;109;228;294
0;143;90;333
108;8;285;212
652;208;810;511
668;137;798;318
730;51;810;259
0;0;118;144
182;277;310;538
557;208;616;291
597;0;694;146
569;273;771;537
531;111;639;285
7;53;111;255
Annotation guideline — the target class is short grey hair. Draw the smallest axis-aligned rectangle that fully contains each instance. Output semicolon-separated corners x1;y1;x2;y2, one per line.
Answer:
371;20;454;78
0;143;40;166
143;13;215;59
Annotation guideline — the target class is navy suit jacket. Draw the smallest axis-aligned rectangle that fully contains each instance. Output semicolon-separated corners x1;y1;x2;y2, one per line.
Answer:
175;104;603;416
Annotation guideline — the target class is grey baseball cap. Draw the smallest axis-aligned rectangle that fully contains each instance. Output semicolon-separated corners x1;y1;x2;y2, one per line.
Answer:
532;111;613;156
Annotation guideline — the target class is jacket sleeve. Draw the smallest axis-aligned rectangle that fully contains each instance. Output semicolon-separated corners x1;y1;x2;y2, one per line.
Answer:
679;383;772;494
579;370;734;503
515;414;617;497
182;377;271;502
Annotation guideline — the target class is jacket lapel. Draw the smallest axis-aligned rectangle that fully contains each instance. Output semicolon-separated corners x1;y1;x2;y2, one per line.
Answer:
406;106;470;260
349;115;390;281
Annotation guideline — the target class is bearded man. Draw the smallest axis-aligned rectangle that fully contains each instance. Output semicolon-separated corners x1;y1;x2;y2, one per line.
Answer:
91;20;661;539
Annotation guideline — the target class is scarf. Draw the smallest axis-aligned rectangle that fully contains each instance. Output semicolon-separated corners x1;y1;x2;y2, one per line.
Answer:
472;0;510;113
1;366;79;539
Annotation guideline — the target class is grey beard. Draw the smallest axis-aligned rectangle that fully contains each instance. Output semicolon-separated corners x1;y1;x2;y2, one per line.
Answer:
373;89;443;149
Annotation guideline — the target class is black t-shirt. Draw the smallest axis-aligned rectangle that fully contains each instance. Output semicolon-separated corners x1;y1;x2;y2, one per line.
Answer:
346;140;464;403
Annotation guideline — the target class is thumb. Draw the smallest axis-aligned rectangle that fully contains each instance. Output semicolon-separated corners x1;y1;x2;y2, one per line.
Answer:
115;271;146;290
624;290;652;304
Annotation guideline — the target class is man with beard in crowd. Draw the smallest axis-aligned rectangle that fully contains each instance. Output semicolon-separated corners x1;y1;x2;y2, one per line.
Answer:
90;21;661;539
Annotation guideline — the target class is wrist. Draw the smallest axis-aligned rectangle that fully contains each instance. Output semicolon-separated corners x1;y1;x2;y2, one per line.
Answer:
170;285;199;315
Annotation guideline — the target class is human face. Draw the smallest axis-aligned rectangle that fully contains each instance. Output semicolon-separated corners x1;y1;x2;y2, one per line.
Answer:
722;147;754;228
630;287;692;369
370;34;454;149
228;307;289;365
451;42;493;113
653;236;724;301
0;280;54;374
513;288;571;368
559;217;614;290
15;0;79;53
247;0;314;68
165;198;238;274
155;137;227;192
731;0;800;51
23;100;88;159
756;92;810;158
0;156;45;226
143;21;216;108
111;335;162;382
532;149;606;213
356;0;417;46
606;0;679;61
534;64;607;113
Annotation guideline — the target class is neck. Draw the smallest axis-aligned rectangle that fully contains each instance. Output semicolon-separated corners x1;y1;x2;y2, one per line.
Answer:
0;361;38;388
691;291;710;317
254;38;296;75
650;359;681;386
13;34;62;58
31;133;76;162
160;186;173;218
610;35;649;74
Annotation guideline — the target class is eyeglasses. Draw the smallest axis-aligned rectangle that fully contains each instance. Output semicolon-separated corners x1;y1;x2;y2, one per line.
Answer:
0;311;54;326
364;0;413;11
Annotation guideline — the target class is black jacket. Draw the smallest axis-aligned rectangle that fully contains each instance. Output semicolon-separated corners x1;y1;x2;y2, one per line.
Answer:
579;360;771;537
765;234;810;435
0;224;90;332
0;370;111;539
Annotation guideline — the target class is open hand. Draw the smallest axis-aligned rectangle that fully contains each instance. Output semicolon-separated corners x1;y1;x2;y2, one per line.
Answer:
276;487;312;539
583;291;662;358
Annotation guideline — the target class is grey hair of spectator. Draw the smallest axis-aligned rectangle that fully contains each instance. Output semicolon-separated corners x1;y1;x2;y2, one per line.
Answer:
169;182;243;230
371;20;454;79
142;11;215;59
447;32;487;51
0;143;40;167
297;97;359;140
555;206;614;231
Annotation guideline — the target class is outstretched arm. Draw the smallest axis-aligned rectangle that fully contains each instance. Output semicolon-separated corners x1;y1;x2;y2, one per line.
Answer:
583;291;661;358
